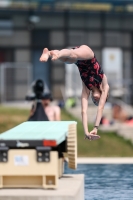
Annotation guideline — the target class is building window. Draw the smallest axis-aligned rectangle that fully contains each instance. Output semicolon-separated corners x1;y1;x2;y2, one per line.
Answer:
69;15;85;28
52;64;65;82
50;31;64;46
104;32;132;47
86;14;101;28
0;19;13;36
87;31;102;47
104;32;121;46
68;31;86;46
105;15;121;29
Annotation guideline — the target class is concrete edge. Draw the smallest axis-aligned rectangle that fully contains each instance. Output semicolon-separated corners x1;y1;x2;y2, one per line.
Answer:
77;157;133;164
0;175;84;200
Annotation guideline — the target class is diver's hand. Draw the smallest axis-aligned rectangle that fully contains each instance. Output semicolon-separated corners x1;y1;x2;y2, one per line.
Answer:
84;132;90;140
85;129;100;141
90;128;98;135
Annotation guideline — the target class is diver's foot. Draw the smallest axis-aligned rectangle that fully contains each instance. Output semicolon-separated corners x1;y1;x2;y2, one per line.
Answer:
40;48;50;62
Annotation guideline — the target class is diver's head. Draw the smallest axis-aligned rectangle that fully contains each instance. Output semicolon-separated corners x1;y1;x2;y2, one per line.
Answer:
91;86;101;106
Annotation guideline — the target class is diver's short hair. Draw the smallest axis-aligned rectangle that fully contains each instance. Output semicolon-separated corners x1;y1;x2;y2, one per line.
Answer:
91;96;99;106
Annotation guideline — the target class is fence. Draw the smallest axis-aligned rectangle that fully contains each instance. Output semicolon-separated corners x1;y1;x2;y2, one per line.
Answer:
65;63;82;99
0;62;32;102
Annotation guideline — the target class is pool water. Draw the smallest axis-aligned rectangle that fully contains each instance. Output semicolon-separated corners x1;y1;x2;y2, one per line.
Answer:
64;163;133;200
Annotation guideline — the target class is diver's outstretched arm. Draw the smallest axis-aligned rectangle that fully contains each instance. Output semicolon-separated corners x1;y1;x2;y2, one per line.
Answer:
89;75;109;135
81;82;90;135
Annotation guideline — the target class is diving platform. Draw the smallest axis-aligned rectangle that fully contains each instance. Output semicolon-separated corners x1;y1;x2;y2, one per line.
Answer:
0;121;77;189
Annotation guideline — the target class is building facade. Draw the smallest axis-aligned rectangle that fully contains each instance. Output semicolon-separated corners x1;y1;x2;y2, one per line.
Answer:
0;3;133;102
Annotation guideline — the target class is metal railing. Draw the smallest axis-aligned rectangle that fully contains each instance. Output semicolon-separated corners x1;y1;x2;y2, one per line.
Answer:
0;62;32;103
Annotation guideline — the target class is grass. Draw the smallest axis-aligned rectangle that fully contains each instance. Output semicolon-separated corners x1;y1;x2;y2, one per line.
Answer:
0;106;29;133
0;106;133;157
62;110;133;157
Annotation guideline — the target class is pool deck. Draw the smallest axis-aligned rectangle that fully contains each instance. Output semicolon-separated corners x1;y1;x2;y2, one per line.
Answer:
0;175;84;200
77;157;133;164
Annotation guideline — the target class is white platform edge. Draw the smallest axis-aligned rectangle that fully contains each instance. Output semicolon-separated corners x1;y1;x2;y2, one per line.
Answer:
77;157;133;164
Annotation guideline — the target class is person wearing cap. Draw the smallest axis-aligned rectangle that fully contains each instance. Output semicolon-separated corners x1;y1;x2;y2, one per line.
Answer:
30;93;61;121
40;45;109;140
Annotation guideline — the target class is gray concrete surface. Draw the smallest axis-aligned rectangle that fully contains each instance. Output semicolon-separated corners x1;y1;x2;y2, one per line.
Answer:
1;101;32;110
1;101;58;110
0;175;84;200
67;103;113;123
77;157;133;164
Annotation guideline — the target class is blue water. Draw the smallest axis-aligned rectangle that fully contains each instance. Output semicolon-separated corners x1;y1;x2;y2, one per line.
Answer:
64;163;133;200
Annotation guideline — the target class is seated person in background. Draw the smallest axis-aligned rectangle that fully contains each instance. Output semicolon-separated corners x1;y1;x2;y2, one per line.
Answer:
30;93;61;121
112;104;133;123
42;93;61;121
100;116;111;126
100;104;133;126
112;104;128;122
